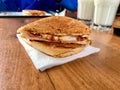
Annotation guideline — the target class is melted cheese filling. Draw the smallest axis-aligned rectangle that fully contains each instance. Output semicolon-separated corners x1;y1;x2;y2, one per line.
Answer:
22;32;90;44
39;34;89;44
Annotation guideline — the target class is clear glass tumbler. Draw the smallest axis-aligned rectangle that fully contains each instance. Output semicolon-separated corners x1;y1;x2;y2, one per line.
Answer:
77;0;94;25
91;0;120;31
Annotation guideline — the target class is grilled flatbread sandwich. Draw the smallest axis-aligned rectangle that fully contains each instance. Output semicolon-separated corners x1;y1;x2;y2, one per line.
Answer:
17;16;91;57
22;10;46;16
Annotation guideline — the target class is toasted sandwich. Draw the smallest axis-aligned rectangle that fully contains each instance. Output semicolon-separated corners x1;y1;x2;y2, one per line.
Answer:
17;16;91;57
22;10;46;16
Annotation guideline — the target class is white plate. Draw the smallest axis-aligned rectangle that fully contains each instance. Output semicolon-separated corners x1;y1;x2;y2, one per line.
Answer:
0;12;52;16
0;9;66;16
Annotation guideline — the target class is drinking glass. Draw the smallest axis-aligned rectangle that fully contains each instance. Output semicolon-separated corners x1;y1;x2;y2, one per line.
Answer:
91;0;120;31
77;0;94;25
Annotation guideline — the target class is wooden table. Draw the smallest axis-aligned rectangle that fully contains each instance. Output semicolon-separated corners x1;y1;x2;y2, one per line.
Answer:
0;18;120;90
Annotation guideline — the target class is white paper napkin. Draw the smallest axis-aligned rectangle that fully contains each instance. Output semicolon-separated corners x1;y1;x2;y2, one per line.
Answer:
17;34;100;71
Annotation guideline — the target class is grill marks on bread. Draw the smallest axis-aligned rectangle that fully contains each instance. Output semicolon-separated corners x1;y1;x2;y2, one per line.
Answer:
17;16;90;35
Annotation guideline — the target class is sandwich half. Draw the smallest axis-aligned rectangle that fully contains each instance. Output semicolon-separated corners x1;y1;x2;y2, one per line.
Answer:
22;10;46;16
17;16;91;57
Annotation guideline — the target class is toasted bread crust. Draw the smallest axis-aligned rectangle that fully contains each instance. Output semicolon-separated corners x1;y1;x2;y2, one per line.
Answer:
17;16;90;35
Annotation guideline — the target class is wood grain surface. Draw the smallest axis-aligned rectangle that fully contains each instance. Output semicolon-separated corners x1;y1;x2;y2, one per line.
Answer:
0;18;120;90
113;16;120;28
